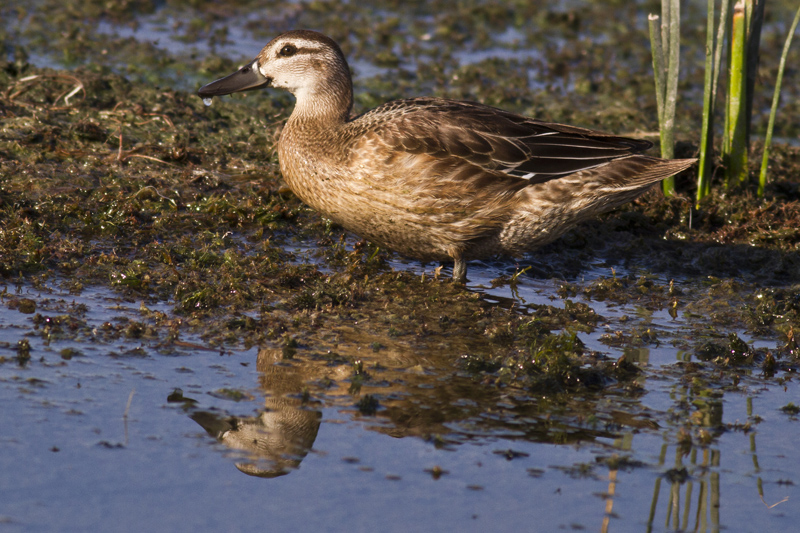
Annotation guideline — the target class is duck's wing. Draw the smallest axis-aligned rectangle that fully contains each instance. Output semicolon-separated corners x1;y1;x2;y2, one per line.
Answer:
363;98;654;186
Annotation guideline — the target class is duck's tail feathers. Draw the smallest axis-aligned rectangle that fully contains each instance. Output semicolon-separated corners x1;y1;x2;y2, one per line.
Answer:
594;156;697;193
523;156;696;216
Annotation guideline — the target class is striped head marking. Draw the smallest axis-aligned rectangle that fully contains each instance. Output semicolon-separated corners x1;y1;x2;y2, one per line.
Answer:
255;30;350;98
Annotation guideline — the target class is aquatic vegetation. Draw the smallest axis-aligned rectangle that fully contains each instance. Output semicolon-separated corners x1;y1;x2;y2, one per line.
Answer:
648;0;682;195
693;0;800;202
1;3;800;530
759;4;800;194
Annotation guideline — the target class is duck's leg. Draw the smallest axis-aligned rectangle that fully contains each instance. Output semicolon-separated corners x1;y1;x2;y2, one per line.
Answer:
452;257;468;283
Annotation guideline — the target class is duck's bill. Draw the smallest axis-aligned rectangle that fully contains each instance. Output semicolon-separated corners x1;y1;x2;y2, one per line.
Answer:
197;59;271;98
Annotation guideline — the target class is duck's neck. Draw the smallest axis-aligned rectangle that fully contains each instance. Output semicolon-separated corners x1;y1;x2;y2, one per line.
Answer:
289;74;353;128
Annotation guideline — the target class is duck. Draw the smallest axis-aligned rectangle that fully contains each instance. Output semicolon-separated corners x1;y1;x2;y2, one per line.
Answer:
198;29;695;282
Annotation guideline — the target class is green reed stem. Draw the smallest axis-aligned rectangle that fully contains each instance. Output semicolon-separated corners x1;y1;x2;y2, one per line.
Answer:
696;0;731;206
758;5;800;196
713;1;730;107
696;0;718;205
662;0;681;196
725;1;749;189
745;0;766;146
649;14;666;135
649;1;681;196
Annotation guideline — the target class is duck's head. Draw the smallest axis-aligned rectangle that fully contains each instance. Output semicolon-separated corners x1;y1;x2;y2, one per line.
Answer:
198;30;352;109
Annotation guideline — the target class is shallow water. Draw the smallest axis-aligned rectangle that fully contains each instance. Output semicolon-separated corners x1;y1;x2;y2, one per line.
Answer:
2;266;798;532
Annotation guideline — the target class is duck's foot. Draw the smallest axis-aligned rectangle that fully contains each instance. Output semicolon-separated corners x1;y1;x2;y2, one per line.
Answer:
452;258;467;283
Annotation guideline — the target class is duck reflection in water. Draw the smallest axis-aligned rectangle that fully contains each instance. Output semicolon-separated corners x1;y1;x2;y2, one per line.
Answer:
191;347;322;478
188;340;663;478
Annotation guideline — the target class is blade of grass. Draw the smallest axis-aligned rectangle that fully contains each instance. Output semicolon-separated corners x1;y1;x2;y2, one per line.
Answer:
725;1;749;189
758;5;800;196
662;0;681;196
651;0;681;196
744;0;766;147
712;0;731;107
664;0;681;155
697;0;718;205
698;0;731;206
649;14;666;132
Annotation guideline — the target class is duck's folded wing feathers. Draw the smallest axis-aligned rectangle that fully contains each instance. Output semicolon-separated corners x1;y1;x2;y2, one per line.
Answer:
370;99;654;185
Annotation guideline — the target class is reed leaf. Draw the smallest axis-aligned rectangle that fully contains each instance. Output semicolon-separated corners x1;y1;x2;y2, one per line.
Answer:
725;1;749;188
649;1;681;196
697;0;718;205
758;5;800;196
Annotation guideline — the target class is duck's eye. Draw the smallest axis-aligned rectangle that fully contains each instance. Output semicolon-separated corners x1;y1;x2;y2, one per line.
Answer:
279;44;297;57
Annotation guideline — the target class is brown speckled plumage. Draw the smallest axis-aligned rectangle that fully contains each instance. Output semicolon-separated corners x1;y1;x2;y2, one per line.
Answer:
199;30;696;281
